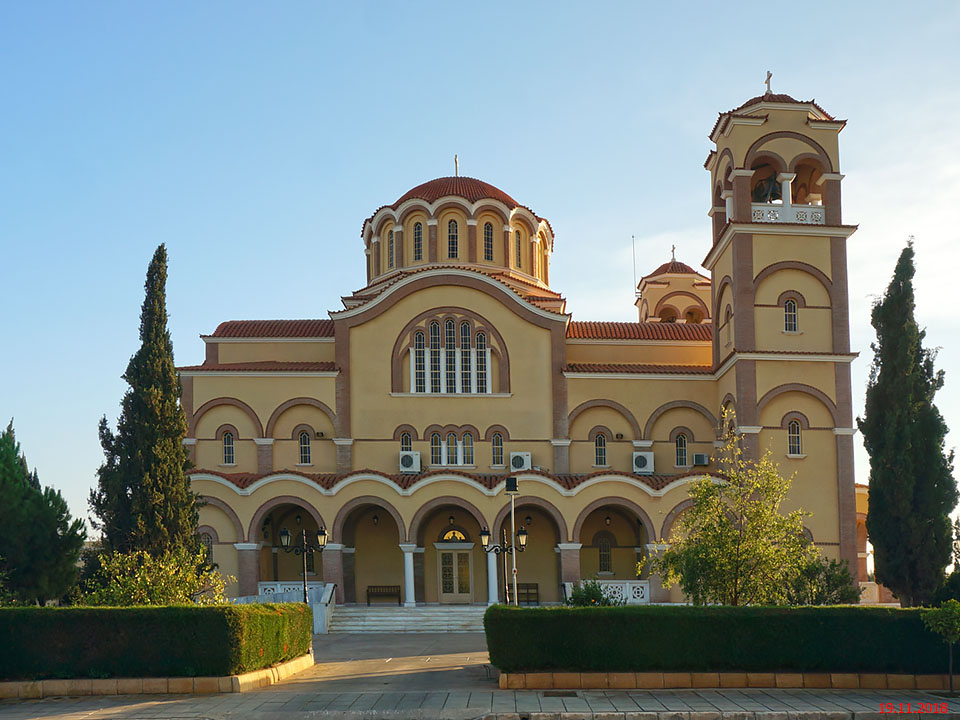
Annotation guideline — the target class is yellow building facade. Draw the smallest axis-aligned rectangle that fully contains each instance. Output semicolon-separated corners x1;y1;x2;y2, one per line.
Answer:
181;91;860;605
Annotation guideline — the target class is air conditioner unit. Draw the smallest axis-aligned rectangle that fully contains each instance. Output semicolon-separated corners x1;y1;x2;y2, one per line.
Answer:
510;452;532;471
632;451;655;474
399;451;421;473
692;453;710;466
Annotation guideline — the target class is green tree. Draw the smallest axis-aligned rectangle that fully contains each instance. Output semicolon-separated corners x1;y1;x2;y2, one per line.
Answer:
0;421;86;603
858;241;957;607
785;555;861;606
89;244;199;555
652;413;817;606
77;547;231;606
922;599;960;693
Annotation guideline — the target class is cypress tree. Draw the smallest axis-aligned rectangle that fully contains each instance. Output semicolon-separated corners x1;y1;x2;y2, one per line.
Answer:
89;244;199;555
858;241;957;606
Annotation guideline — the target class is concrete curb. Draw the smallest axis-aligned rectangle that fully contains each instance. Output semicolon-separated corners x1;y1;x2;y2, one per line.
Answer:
498;671;953;690
0;649;314;699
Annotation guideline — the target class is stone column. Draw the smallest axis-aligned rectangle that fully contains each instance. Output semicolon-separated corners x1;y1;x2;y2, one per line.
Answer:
486;549;499;605
414;548;425;603
400;543;417;607
182;438;197;465
372;238;381;276
557;543;582;585
777;172;796;207
729;169;754;222
835;429;858;575
323;543;345;604
502;225;511;266
427;219;438;262
254;438;274;474
818;173;844;225
645;542;670;603
364;245;372;283
393;226;404;268
234;543;262;597
551;439;571;475
466;219;478;263
333;437;353;472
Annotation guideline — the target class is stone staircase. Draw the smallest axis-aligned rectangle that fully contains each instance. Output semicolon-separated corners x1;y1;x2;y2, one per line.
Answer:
328;604;487;633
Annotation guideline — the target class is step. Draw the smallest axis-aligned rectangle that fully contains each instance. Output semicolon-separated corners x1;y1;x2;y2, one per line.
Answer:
328;605;487;633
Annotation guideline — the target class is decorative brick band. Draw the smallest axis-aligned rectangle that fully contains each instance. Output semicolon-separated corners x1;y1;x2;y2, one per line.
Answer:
498;670;950;691
0;651;314;699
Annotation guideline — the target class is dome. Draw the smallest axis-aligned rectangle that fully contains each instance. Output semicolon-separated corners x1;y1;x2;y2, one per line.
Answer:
395;176;520;207
643;259;706;279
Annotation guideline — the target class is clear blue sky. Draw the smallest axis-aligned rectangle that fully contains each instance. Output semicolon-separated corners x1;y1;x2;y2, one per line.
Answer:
1;2;958;528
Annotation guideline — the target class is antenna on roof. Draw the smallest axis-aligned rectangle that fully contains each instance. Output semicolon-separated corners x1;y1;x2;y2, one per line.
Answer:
632;235;641;300
454;154;459;177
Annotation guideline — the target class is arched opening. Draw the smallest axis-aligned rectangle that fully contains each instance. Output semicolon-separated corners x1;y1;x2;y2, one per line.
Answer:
577;505;650;581
493;503;564;603
259;502;325;591
683;307;703;324
659;307;678;323
792;159;825;205
750;157;785;203
340;502;404;604
413;502;487;604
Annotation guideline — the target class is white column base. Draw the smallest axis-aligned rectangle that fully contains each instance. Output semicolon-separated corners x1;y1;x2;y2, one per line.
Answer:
400;543;417;607
486;549;499;605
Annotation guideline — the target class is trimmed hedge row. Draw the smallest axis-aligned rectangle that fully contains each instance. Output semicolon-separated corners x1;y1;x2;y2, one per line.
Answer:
484;605;947;674
0;603;312;680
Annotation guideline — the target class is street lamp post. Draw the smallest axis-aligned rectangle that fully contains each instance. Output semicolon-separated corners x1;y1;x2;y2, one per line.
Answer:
480;477;528;606
278;526;327;604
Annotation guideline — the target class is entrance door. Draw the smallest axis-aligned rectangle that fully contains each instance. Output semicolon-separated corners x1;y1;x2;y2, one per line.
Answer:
436;543;473;603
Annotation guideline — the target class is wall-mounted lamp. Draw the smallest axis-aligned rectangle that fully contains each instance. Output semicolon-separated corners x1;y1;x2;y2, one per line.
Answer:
605;515;612;526
372;514;379;526
448;515;455;525
316;431;324;438
615;433;624;440
525;515;532;526
295;514;302;525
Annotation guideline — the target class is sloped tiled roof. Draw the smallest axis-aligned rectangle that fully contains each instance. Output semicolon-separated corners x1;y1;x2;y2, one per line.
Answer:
206;320;335;338
565;363;712;375
177;361;336;372
710;92;836;138
566;321;712;341
642;259;709;280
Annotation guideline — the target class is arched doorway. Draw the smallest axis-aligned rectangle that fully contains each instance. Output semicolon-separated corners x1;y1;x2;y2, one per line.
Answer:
337;500;405;604
412;501;488;604
575;504;650;581
258;501;325;591
493;500;565;603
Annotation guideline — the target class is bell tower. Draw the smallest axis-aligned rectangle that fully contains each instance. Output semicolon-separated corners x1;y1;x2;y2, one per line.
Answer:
703;86;858;573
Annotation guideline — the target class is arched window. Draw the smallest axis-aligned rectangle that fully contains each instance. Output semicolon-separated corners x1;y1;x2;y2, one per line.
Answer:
447;220;458;259
445;319;456;393
483;222;494;261
788;420;802;455
515;230;522;268
598;536;612;573
475;332;488;393
299;431;312;465
724;306;733;345
784;299;798;332
462;433;474;465
594;433;607;466
492;432;503;466
222;432;235;465
429;322;441;393
413;222;423;261
400;432;412;452
387;230;394;269
446;432;458;465
430;433;442;465
442;528;467;541
675;433;688;467
460;321;472;393
414;331;426;393
200;532;213;564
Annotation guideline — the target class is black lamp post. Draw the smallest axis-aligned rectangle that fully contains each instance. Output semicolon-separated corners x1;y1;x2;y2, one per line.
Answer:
278;526;327;603
480;477;528;606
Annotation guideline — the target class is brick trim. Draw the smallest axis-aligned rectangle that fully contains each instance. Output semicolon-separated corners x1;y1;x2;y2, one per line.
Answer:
757;382;840;426
199;496;244;543
643;400;718;441
190;397;263;437
264;397;337;438
246;495;326;543
572;496;656;546
568;399;642;441
332;495;406;544
493;496;568;543
407;496;488;546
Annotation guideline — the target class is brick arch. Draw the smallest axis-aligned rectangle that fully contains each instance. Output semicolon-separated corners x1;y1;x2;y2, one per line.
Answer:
392;424;419;442
757;383;840;426
407;496;489;546
572;497;655;546
789;152;829;173
332;495;405;544
568;399;642;441
753;261;833;299
660;498;695;541
190;397;263;437
713;274;734;321
199;496;244;543
744;131;835;173
246;495;326;543
265;397;337;438
472;202;510;225
643;400;718;441
715;148;735;188
654;291;710;318
492;496;568;543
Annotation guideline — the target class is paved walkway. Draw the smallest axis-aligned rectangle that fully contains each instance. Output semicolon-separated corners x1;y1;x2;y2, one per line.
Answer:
2;634;959;719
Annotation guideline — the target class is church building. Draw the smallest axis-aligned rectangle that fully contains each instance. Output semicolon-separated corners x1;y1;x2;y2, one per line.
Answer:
181;89;861;605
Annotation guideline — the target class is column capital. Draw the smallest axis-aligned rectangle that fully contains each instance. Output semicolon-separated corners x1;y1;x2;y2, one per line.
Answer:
182;438;197;446
234;542;263;551
332;437;354;446
833;427;857;436
253;438;275;446
633;440;653;448
398;543;418;553
323;543;345;551
557;542;582;551
550;439;571;447
466;218;478;226
776;172;797;182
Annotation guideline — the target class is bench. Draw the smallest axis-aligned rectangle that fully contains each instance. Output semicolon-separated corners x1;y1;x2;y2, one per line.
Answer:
366;585;402;606
517;582;539;606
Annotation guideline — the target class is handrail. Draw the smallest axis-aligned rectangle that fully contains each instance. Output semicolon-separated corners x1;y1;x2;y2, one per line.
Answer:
323;583;337;608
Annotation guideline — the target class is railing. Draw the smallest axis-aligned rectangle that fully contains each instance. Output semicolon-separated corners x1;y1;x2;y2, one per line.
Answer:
562;580;650;605
751;203;825;225
257;581;325;595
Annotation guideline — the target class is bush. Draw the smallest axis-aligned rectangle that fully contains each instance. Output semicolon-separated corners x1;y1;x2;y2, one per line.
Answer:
0;603;311;680
484;605;944;673
566;579;625;606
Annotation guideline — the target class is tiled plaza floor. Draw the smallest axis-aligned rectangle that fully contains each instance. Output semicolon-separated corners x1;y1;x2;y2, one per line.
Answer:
2;634;959;719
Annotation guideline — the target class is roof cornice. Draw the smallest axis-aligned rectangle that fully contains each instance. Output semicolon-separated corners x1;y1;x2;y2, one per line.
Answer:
703;221;858;271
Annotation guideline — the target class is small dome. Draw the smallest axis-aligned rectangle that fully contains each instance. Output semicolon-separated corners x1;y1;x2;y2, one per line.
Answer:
732;91;834;120
395;176;520;207
643;259;704;279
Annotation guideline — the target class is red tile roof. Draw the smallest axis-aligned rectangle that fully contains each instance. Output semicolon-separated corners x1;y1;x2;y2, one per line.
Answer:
710;92;835;138
565;363;712;375
642;259;709;280
189;467;717;493
178;361;336;372
207;320;335;338
566;321;713;341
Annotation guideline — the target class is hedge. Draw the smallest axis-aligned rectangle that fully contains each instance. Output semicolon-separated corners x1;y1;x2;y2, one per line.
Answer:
0;603;312;680
484;605;948;674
